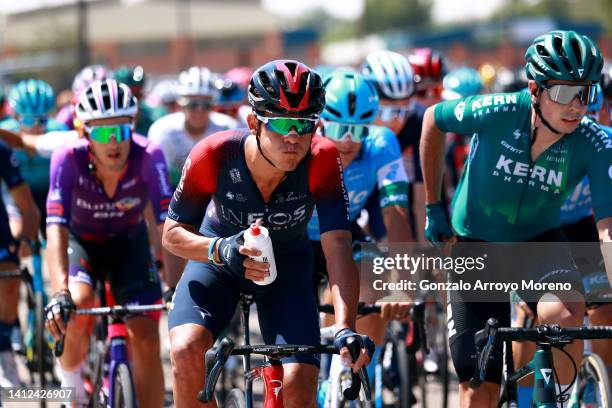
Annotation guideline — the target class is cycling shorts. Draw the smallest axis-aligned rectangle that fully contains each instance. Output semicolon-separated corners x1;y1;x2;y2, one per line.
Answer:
447;228;584;384
168;250;321;367
68;224;163;321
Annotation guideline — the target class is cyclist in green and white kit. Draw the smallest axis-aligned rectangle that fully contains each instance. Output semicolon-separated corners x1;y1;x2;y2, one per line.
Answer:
420;30;612;407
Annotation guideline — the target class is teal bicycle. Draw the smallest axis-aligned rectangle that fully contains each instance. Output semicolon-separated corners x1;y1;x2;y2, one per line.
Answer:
471;318;612;407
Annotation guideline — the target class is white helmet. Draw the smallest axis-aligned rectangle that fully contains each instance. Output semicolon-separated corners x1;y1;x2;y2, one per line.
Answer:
72;64;112;96
75;79;138;122
177;66;218;97
361;50;415;100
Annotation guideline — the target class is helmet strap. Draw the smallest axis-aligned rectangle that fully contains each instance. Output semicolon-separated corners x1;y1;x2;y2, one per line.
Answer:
533;88;562;135
254;125;282;170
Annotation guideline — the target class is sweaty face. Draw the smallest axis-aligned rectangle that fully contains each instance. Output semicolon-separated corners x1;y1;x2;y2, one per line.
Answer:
532;80;588;134
85;116;132;171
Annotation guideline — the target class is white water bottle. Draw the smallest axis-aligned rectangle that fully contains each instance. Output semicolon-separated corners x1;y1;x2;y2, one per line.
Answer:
243;224;277;285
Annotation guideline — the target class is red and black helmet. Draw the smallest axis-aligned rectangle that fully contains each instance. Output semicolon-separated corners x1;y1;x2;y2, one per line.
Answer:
408;48;447;85
248;60;325;118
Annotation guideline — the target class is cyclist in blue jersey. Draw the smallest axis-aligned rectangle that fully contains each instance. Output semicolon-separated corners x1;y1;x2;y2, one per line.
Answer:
163;60;375;408
44;79;173;408
3;79;68;238
420;31;612;407
310;70;413;397
361;51;430;242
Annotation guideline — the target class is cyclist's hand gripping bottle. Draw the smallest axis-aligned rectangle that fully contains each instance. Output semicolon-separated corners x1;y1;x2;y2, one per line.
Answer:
243;224;277;285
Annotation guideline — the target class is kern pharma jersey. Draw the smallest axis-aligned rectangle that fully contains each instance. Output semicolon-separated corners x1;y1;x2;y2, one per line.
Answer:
434;91;612;242
308;125;409;241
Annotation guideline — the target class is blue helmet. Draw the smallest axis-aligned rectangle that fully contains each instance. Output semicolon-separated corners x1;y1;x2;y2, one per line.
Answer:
321;70;379;125
442;67;483;100
8;79;55;116
213;76;246;107
587;83;603;115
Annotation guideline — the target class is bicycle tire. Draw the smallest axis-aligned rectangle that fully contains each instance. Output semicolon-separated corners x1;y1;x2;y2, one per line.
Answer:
393;337;411;408
112;363;135;408
223;388;246;408
34;292;48;408
578;353;612;408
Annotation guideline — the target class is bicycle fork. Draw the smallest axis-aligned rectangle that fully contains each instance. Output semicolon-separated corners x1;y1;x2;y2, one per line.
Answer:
246;359;284;408
108;321;137;407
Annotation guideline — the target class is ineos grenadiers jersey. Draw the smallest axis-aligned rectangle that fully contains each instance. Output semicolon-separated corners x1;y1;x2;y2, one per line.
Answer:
46;135;173;241
167;130;350;253
307;126;409;241
148;111;238;187
434;91;612;241
559;124;612;226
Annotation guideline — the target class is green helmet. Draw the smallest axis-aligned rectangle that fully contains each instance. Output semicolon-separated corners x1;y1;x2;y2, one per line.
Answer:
114;65;146;87
525;30;603;84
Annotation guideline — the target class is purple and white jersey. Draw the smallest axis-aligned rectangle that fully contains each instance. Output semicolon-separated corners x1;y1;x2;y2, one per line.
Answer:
46;134;173;241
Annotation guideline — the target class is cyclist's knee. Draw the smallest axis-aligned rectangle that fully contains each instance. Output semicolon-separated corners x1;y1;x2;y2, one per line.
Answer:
283;363;318;408
537;292;585;326
169;325;213;373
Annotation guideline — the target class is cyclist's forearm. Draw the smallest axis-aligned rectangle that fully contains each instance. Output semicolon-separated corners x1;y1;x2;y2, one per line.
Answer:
323;232;359;330
382;205;413;242
162;219;215;263
419;106;446;204
46;224;70;293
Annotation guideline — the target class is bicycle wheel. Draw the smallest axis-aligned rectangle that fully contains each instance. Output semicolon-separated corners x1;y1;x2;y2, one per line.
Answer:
34;292;46;387
393;336;411;408
223;388;246;408
578;353;612;408
112;363;135;408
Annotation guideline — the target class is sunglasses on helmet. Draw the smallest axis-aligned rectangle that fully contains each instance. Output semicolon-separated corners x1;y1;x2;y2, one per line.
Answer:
84;124;132;144
256;115;318;136
543;83;598;106
322;121;371;142
19;115;48;129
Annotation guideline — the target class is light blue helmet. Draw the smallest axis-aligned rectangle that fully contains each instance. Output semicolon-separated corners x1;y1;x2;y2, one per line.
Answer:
8;79;55;116
442;67;483;100
587;83;603;114
321;70;379;125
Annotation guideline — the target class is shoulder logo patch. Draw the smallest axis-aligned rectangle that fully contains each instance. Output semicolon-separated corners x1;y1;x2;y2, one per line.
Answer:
454;101;466;122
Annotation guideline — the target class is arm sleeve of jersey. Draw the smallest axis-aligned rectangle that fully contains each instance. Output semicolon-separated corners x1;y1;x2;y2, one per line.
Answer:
434;92;526;134
586;132;612;221
375;128;409;209
166;141;217;226
309;138;350;235
35;131;79;158
46;147;76;227
0;141;24;189
143;143;173;224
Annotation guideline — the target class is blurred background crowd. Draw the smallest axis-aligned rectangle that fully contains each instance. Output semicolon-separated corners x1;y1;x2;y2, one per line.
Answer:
1;0;612;127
